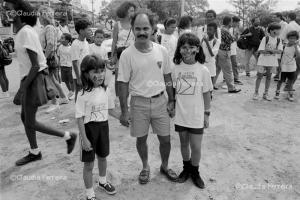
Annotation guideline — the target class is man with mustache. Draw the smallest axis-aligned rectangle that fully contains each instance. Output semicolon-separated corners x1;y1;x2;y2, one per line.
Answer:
241;17;265;77
117;11;178;184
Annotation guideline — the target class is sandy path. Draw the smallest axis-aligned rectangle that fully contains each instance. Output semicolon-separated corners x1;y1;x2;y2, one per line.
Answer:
0;73;300;200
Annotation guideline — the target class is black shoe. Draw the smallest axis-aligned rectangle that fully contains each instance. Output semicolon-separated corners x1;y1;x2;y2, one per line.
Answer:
234;80;243;85
228;88;241;93
190;166;205;189
66;133;77;154
213;86;219;90
274;75;279;81
15;152;42;166
178;160;191;183
246;72;250;77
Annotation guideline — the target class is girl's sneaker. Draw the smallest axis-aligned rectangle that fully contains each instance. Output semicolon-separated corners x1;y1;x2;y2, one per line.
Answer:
98;182;116;195
86;197;96;200
288;93;294;102
274;91;280;100
263;93;272;101
253;93;259;100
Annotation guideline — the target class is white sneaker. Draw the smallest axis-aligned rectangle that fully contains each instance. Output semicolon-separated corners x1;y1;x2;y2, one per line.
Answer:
59;98;69;105
253;93;259;100
221;85;228;89
0;91;10;99
46;104;59;113
263;93;272;101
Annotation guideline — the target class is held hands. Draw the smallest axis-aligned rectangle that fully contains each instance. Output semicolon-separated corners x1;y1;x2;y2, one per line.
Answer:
120;111;130;127
81;138;93;151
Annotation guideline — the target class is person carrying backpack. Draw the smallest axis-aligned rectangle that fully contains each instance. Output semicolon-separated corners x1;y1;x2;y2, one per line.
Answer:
253;23;283;101
0;38;12;99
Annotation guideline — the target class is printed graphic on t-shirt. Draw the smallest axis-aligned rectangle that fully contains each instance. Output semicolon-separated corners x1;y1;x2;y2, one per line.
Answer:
157;61;162;69
176;72;197;95
87;104;107;122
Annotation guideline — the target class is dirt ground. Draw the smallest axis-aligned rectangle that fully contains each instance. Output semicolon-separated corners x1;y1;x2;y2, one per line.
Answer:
1;57;300;200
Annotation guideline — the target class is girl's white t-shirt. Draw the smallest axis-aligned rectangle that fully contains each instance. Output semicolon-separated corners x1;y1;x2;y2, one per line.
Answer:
173;62;213;129
281;46;297;72
89;43;107;59
116;21;135;47
57;45;72;67
75;87;114;124
201;39;221;77
15;25;48;79
257;36;283;67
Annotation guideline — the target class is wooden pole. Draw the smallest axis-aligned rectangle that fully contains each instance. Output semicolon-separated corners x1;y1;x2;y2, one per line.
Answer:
181;0;185;16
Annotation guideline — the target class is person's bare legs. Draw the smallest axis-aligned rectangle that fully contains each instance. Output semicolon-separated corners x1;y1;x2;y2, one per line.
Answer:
136;134;150;170
157;135;171;170
179;131;190;161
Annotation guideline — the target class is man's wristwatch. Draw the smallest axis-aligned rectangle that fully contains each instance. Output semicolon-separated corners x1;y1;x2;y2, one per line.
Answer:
204;111;210;116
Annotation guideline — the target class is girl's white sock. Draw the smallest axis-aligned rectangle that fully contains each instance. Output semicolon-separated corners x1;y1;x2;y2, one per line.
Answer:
98;176;107;184
86;187;95;199
64;131;71;140
30;148;40;155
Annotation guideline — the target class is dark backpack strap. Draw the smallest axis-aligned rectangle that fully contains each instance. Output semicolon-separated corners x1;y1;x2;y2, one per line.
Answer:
213;39;217;47
276;38;280;49
265;36;269;48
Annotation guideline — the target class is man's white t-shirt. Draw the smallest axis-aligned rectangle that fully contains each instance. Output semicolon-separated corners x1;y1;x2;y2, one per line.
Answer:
257;36;283;67
229;27;238;56
281;21;300;44
75;87;114;124
89;43;107;59
118;42;172;98
281;46;298;72
57;45;72;67
15;25;48;79
160;34;178;60
173;62;213;129
201;39;221;77
70;39;90;79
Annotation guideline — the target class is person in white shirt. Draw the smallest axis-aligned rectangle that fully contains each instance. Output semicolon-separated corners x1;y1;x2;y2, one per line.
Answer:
201;22;220;82
230;16;243;85
118;12;177;185
253;23;283;101
275;31;300;101
158;18;178;93
3;0;77;166
89;29;107;59
280;12;300;44
70;18;92;101
76;55;116;200
274;12;288;41
173;33;212;189
197;10;221;43
57;33;74;99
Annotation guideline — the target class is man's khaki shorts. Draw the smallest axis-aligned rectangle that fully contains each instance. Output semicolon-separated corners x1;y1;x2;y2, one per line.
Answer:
130;94;170;138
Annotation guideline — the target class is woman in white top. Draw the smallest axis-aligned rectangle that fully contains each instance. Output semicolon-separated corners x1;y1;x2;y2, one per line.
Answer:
111;1;136;96
3;0;77;166
177;16;193;36
38;6;69;112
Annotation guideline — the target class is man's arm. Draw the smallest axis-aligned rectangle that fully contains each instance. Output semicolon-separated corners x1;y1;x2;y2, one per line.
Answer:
72;60;80;80
118;81;130;126
164;73;175;117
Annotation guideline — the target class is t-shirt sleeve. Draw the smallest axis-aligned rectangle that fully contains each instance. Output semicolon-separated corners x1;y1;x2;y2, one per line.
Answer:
202;66;213;93
161;46;172;74
19;29;41;54
117;51;132;82
107;88;115;109
70;41;80;61
258;37;266;51
278;39;283;51
75;94;85;118
57;46;61;57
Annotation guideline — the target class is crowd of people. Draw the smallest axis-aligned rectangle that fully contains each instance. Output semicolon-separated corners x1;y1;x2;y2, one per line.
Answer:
1;0;300;200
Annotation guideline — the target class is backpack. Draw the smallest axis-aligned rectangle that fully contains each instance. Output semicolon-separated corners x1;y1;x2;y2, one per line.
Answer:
0;42;12;66
237;36;248;50
258;36;281;57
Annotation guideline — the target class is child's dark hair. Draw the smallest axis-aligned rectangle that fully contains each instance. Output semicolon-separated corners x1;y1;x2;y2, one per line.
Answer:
232;16;240;23
173;33;205;65
63;33;72;43
164;18;177;29
287;31;299;40
116;1;136;19
94;29;104;36
4;0;37;26
75;18;92;34
80;55;106;93
178;16;193;30
207;22;217;31
223;16;232;26
267;22;281;33
206;10;217;18
288;12;296;21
